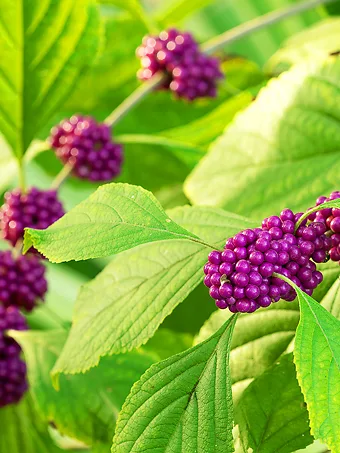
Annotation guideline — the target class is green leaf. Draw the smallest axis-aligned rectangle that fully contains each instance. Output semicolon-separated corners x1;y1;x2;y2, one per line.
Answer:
195;301;300;402
294;286;340;452
0;0;101;157
235;354;313;453
0;395;62;453
267;18;340;75
52;205;257;376
321;276;340;319
11;329;155;450
23;183;199;262
112;315;237;453
185;56;340;218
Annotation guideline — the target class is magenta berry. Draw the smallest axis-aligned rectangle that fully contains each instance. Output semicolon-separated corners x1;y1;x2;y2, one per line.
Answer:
136;28;223;100
0;251;47;312
0;306;28;408
0;188;64;247
49;115;123;182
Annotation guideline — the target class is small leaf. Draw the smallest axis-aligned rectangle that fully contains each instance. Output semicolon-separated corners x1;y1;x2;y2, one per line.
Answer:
294;286;340;452
23;183;199;262
235;354;313;453
0;0;101;157
11;329;155;450
112;315;237;453
52;206;257;376
185;56;340;218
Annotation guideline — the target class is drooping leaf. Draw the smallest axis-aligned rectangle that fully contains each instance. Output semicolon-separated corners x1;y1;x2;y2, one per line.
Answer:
195;300;300;402
155;0;216;26
0;0;101;157
266;18;340;75
112;315;237;453
235;354;313;453
321;275;340;319
294;286;340;452
0;395;62;453
11;329;155;451
185;56;340;218
52;205;257;376
23;183;200;262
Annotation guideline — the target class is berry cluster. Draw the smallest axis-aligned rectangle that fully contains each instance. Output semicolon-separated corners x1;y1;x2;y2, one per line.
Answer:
0;251;47;312
0;188;64;247
310;191;340;263
204;209;327;313
49;115;123;182
136;28;223;100
0;306;28;408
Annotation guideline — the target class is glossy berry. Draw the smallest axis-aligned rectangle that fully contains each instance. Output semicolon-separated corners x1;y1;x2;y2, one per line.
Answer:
136;28;224;100
0;251;47;312
0;306;28;408
49;115;123;182
0;188;64;247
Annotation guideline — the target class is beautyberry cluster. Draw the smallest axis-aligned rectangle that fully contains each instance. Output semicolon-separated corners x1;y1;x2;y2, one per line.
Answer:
0;187;64;247
204;208;327;313
49;115;123;182
136;28;224;100
0;251;47;312
0;306;28;408
310;191;340;263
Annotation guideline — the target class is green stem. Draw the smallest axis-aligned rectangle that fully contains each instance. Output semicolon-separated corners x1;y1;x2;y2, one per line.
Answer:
201;0;337;54
17;159;26;193
104;72;166;127
104;0;335;128
51;163;74;190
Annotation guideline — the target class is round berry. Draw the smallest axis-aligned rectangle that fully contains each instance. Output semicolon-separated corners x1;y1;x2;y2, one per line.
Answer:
0;188;64;247
235;260;251;274
208;251;222;265
221;250;236;263
49;116;123;182
0;252;47;311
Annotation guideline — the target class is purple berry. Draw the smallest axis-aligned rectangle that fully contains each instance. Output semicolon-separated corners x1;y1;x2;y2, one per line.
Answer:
245;285;260;299
221;250;236;263
256;238;270;252
136;29;223;100
49;116;123;182
208;251;221;265
236;299;251;313
215;299;228;309
0;188;64;247
219;262;234;276
235;260;251;274
330;217;340;233
264;250;278;264
0;306;28;408
219;283;233;298
0;252;47;312
280;209;295;222
259;263;274;278
234;273;249;287
249;271;262;286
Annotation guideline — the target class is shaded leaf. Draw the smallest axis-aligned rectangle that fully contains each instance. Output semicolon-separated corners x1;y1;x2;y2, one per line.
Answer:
236;354;313;453
12;329;155;450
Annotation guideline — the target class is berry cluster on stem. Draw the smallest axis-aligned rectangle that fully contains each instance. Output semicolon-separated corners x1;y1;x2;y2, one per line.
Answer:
204;191;340;313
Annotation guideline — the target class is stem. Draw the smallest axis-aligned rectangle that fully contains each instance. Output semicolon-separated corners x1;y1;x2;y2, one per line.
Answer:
201;0;337;54
17;159;26;193
51;163;74;190
104;72;166;127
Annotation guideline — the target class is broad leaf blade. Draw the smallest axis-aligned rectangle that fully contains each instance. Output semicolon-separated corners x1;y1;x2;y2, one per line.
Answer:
24;183;199;262
294;287;340;452
185;56;340;218
0;0;101;157
112;315;237;453
11;329;155;451
52;206;257;375
235;354;313;453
